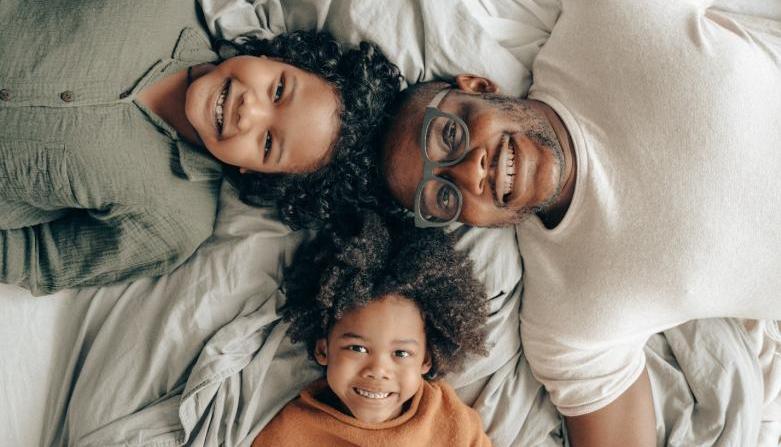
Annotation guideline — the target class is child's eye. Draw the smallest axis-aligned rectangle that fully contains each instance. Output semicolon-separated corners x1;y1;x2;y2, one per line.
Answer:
273;76;285;103
263;132;272;155
348;345;367;353
394;350;410;358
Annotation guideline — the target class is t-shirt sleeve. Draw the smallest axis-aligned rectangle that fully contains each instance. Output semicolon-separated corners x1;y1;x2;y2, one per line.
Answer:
520;319;648;417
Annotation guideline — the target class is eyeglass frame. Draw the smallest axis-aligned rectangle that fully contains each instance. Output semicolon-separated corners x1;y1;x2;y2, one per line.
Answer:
413;87;472;228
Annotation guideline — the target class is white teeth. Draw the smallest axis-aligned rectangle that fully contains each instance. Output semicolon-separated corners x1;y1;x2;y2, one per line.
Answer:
355;388;390;399
504;141;516;197
215;81;228;133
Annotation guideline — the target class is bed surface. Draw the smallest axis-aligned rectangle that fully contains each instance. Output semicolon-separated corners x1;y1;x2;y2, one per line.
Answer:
2;1;781;445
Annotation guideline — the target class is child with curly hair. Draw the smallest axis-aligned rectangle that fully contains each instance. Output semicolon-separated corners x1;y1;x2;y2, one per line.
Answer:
1;0;402;294
252;212;492;446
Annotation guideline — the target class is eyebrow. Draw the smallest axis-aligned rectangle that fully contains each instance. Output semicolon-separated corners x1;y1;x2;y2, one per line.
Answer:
451;99;469;120
276;74;295;165
338;332;420;346
266;73;277;106
339;332;365;340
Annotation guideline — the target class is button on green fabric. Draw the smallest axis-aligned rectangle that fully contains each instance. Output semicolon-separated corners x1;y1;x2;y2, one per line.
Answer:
0;89;10;101
0;0;222;295
60;90;75;102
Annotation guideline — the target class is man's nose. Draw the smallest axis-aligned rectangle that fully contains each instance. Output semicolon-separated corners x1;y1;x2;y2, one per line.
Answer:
236;89;271;132
436;147;488;196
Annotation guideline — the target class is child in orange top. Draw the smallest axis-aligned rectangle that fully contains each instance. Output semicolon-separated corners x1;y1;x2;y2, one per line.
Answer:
253;212;492;446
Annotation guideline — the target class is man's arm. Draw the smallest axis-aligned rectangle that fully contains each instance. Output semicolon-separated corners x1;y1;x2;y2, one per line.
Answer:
565;368;656;447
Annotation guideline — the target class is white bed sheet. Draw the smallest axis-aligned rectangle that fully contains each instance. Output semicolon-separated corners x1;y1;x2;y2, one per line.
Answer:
1;183;308;446
2;0;780;446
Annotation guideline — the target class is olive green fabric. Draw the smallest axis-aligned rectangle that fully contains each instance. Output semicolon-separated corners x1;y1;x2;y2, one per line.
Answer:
0;0;223;295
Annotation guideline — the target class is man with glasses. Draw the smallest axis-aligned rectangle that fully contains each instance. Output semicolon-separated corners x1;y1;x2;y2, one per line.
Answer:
378;2;781;446
387;77;574;230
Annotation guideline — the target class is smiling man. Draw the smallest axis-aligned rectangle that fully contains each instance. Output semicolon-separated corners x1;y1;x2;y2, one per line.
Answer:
380;1;781;445
383;77;576;230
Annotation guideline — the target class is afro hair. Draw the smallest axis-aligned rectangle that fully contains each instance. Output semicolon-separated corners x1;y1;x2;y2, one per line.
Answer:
282;211;488;378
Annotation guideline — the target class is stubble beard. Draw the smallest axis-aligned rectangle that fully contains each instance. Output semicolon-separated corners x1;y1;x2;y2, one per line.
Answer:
484;94;566;224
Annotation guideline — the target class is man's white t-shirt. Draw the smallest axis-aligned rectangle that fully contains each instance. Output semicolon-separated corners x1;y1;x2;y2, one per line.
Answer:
518;0;781;416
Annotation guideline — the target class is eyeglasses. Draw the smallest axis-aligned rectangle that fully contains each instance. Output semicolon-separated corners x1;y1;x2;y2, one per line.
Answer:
413;88;471;228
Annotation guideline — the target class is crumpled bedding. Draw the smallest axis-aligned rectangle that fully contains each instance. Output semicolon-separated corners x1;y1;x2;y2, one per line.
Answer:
0;184;309;447
199;0;552;96
0;185;559;447
1;0;779;446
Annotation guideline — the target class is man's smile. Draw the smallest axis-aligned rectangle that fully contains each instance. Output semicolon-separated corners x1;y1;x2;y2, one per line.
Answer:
495;133;519;205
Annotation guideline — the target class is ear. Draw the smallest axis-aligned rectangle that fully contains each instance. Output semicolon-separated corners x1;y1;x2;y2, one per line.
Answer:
314;339;329;366
239;167;250;174
420;350;432;375
454;74;499;94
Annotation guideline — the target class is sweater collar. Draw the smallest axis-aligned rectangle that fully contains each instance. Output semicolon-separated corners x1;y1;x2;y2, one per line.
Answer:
300;378;427;430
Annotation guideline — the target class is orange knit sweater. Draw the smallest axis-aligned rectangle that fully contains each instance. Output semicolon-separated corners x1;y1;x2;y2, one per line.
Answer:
253;379;492;447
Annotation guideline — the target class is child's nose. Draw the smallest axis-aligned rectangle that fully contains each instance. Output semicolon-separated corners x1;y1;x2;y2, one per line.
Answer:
362;356;392;380
237;89;272;132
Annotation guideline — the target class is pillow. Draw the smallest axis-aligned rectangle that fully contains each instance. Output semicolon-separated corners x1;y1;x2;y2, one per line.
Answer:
199;0;546;95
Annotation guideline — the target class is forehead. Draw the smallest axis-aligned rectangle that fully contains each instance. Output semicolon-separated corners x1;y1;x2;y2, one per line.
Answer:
332;295;425;340
282;69;340;172
383;120;423;210
382;89;463;209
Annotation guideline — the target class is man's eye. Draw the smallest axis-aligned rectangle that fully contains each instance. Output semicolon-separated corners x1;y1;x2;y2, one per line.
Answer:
348;345;367;353
264;132;272;155
442;120;458;151
394;350;410;359
273;77;284;103
437;186;455;210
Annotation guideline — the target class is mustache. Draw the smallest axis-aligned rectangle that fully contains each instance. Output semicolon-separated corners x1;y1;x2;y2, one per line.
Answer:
482;95;566;223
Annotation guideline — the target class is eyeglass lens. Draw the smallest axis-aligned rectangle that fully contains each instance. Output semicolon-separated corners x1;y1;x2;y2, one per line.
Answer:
419;178;460;222
425;116;468;162
418;116;468;222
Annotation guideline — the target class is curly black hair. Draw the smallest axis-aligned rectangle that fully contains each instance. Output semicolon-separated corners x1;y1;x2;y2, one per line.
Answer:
218;30;403;229
282;211;488;378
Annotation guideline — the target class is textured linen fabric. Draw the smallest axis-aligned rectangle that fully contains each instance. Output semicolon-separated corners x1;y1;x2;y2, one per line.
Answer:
253;378;492;447
0;0;222;295
516;0;781;416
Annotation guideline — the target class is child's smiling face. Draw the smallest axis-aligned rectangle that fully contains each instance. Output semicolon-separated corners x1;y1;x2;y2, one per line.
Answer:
315;294;432;423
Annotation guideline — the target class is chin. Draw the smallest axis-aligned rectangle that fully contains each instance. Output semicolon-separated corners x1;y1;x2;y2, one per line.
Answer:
355;412;393;424
183;91;201;136
203;143;231;167
489;210;531;228
347;402;398;424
